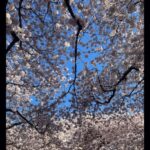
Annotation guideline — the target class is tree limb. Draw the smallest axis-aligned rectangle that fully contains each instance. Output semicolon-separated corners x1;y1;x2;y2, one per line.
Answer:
6;122;23;129
18;0;23;48
6;108;41;133
6;32;19;54
96;66;139;104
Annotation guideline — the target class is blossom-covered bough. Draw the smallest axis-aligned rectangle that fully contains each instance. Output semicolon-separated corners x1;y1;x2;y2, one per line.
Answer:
6;0;144;149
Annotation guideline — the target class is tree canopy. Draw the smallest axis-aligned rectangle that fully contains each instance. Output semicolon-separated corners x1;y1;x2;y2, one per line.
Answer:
6;0;144;149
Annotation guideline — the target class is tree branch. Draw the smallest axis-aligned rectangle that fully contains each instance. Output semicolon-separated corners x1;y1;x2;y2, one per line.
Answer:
18;0;23;48
115;66;139;86
96;66;139;104
6;32;19;54
6;108;41;133
6;122;23;129
64;0;83;109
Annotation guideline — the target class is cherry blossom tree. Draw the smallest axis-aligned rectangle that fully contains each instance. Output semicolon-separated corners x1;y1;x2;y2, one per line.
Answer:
6;0;144;149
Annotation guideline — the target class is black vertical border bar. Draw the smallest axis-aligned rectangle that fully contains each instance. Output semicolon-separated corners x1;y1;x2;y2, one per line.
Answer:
0;0;6;150
145;0;150;149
